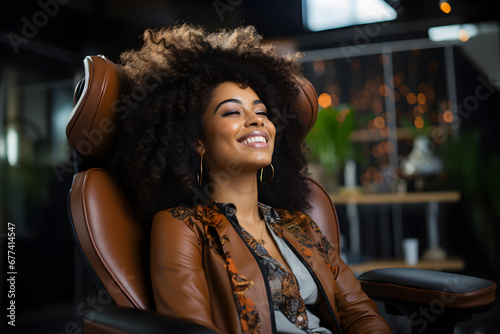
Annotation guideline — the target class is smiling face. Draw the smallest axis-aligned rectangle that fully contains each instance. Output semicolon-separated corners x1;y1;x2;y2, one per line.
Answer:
200;81;276;176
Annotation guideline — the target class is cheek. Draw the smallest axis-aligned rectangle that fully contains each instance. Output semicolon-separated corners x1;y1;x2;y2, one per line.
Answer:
267;121;277;145
204;119;240;151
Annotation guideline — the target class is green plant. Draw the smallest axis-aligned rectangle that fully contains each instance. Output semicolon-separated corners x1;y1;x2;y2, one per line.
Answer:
305;104;367;174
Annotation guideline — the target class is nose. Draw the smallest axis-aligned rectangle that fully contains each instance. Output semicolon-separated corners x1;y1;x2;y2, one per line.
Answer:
244;113;265;128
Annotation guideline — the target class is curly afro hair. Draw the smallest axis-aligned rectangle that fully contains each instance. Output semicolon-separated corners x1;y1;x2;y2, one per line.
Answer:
112;24;312;223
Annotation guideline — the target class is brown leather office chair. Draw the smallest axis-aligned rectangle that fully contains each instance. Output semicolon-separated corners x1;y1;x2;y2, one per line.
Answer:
67;55;496;334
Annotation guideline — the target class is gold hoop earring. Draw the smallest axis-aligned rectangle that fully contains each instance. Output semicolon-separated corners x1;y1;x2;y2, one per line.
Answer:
197;152;204;186
260;163;274;184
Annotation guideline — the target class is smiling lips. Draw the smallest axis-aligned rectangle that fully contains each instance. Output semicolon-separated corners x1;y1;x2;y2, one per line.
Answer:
240;136;267;144
238;131;269;147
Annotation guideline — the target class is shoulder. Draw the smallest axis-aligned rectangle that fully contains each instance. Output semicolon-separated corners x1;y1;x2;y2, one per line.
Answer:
151;207;209;249
275;208;331;250
155;206;195;220
153;206;201;230
153;204;225;230
151;205;225;255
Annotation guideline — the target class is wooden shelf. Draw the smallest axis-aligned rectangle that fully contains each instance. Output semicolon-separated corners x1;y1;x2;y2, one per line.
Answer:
329;191;461;205
348;258;465;273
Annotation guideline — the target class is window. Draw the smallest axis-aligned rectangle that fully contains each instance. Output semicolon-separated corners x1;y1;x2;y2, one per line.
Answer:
303;0;398;32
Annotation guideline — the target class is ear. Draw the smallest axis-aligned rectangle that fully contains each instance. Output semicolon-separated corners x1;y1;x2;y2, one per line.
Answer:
195;139;205;156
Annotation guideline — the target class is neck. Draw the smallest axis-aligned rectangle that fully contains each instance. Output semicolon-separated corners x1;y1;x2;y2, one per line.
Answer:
209;170;262;223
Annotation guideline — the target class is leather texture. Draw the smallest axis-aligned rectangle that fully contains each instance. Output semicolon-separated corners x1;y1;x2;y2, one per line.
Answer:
70;168;153;310
66;55;124;158
150;204;391;333
83;307;218;334
305;177;340;249
68;167;365;318
358;268;496;309
294;77;318;138
83;320;132;334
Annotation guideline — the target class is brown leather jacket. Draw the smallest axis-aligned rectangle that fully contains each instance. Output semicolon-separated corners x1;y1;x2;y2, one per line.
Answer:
150;202;391;334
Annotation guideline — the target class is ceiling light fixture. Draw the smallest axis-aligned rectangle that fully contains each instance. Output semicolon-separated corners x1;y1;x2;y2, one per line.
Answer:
302;0;398;32
428;24;478;42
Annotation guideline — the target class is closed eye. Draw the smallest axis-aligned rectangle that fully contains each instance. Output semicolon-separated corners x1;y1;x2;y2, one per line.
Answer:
256;110;270;117
222;109;241;117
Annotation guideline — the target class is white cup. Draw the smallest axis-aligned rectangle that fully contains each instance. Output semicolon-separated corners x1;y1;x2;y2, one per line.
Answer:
402;238;419;265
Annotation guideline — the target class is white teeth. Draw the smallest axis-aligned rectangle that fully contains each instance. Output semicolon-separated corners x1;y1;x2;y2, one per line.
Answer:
241;136;267;144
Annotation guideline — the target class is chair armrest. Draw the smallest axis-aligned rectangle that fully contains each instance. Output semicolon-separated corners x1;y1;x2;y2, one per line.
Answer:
83;307;218;334
358;268;496;309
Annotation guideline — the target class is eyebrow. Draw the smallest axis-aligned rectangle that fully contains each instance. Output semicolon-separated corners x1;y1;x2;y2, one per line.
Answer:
214;98;264;113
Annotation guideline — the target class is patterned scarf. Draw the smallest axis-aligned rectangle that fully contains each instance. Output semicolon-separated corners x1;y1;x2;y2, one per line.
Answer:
218;202;309;331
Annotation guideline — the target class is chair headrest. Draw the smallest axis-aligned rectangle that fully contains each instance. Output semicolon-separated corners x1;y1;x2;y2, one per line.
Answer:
294;78;319;137
66;55;319;158
66;55;124;158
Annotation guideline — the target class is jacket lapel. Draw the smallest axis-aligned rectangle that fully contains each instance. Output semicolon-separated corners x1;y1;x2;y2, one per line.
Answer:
281;221;341;326
193;202;273;334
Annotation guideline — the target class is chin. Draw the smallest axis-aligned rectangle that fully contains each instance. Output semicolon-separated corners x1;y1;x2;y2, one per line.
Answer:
241;155;272;167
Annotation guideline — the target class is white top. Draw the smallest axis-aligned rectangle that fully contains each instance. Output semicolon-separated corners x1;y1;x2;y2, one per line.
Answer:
268;224;333;334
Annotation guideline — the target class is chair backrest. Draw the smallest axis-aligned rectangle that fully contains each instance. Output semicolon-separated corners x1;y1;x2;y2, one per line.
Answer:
66;55;340;311
67;55;154;309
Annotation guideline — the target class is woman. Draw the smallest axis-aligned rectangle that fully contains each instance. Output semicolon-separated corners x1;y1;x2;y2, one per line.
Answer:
112;24;391;334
